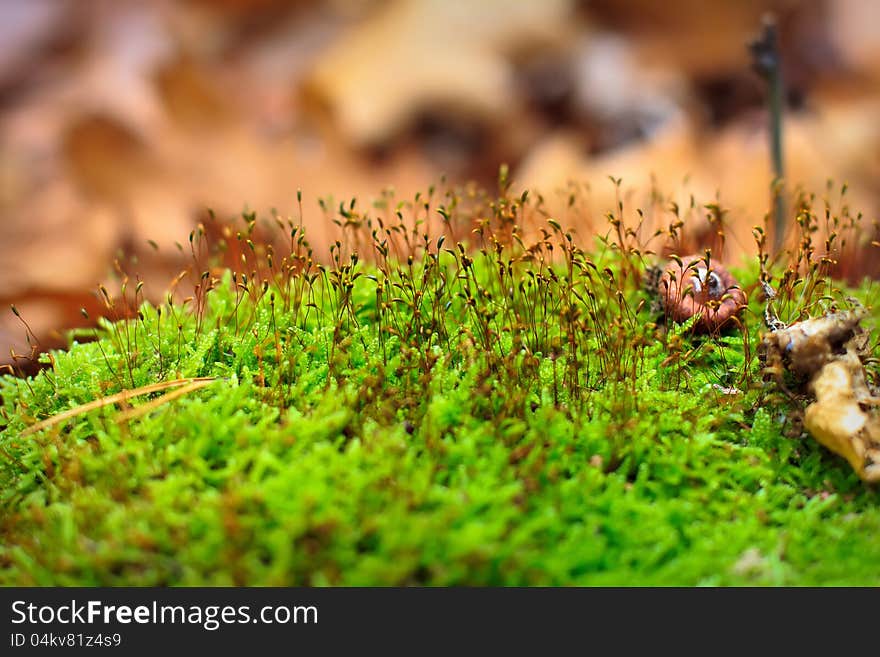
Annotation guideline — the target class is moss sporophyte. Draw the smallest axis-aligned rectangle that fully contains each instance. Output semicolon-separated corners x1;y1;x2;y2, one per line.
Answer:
2;180;879;585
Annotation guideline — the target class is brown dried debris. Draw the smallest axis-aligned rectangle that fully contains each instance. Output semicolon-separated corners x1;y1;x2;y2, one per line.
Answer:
761;306;880;482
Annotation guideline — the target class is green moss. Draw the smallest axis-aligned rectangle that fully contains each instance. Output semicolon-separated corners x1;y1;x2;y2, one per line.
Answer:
2;185;879;585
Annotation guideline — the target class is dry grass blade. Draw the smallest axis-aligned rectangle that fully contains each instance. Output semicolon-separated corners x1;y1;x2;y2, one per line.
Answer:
114;379;218;424
20;377;218;436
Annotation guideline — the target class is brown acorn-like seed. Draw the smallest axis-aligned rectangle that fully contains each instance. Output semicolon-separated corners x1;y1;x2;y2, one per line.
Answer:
658;255;746;333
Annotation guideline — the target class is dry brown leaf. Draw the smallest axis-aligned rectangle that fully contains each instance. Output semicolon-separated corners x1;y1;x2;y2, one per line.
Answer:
304;0;574;146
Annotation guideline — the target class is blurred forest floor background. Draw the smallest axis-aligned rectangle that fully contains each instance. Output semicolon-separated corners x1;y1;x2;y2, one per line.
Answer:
1;0;879;369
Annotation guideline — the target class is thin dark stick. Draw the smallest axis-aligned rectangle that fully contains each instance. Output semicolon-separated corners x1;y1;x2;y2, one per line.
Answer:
749;14;786;255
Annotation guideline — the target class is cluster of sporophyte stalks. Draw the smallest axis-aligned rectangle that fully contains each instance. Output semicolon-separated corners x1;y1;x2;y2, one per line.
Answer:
1;178;879;586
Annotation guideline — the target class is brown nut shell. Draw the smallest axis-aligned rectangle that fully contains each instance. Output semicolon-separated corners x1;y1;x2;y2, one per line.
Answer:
658;255;746;333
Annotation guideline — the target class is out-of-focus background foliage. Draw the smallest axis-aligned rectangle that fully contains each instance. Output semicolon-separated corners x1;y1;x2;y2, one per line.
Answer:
1;0;879;367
